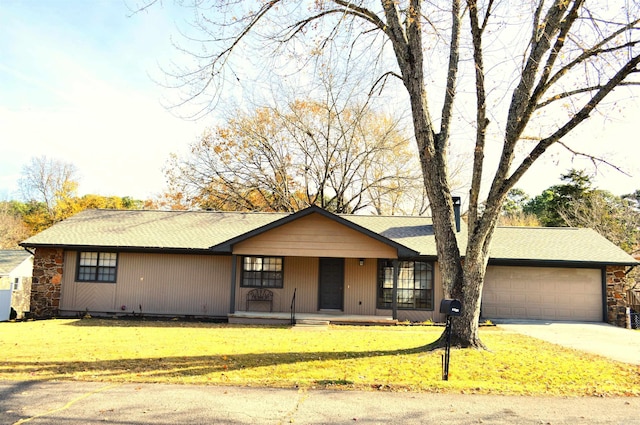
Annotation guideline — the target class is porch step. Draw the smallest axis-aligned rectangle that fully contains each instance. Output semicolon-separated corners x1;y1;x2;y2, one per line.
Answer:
229;311;396;326
294;319;330;328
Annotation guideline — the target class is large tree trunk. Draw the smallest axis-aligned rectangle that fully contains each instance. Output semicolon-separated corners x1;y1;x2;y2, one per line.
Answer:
451;251;488;348
448;196;503;348
381;0;483;348
428;215;493;349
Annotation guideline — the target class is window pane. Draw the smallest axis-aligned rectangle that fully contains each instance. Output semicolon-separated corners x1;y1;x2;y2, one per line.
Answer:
99;253;117;267
414;290;428;308
97;268;116;282
263;257;282;271
379;288;393;306
262;271;280;287
383;267;393;288
241;257;283;288
244;257;263;271
80;252;98;266
398;262;413;289
242;271;260;287
78;252;117;282
377;260;433;310
78;266;97;281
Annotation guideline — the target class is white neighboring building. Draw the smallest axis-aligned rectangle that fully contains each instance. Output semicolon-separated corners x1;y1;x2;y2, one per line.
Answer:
0;249;33;320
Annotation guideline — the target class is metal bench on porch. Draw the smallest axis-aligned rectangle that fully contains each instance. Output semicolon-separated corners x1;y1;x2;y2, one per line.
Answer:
246;288;274;312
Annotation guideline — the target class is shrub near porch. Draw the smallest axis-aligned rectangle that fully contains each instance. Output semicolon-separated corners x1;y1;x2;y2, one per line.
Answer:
0;319;638;396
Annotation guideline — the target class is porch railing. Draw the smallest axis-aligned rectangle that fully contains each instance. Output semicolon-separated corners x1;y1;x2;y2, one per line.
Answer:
290;288;297;325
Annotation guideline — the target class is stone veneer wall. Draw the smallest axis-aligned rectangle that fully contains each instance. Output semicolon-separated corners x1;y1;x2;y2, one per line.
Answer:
30;248;64;318
606;265;631;328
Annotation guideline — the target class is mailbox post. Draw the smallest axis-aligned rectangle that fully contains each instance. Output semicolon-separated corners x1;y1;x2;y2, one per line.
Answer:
439;299;462;381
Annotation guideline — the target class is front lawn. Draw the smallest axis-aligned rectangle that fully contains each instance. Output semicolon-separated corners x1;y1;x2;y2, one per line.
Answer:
1;319;638;396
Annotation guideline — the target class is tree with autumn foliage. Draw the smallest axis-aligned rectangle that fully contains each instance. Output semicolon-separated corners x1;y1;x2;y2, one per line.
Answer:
12;155;144;234
17;156;79;232
165;97;425;214
0;201;30;249
149;0;640;348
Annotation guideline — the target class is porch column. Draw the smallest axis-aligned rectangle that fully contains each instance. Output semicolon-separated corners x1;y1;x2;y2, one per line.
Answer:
229;254;237;314
392;259;399;320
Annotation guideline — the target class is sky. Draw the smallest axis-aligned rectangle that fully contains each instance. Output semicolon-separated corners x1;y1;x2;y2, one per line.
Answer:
0;0;205;201
0;1;638;204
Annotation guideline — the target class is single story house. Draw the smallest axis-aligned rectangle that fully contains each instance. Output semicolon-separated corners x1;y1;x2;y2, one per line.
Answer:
19;204;638;326
0;249;33;320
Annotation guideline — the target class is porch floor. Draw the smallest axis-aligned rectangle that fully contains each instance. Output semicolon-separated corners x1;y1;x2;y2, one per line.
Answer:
228;311;397;326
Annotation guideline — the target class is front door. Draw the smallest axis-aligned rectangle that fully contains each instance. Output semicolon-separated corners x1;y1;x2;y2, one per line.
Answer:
318;257;344;310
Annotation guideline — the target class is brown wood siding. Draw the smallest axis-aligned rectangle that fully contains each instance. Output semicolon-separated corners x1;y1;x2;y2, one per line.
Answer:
343;258;377;315
60;252;117;313
233;213;397;258
60;250;444;321
236;257;384;315
60;251;231;317
236;256;319;313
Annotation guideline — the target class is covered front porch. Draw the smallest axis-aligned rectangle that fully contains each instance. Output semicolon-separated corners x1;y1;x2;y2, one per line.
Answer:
228;310;398;326
219;207;440;325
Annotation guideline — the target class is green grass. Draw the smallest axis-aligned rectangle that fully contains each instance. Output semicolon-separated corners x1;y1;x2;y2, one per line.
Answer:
1;318;639;396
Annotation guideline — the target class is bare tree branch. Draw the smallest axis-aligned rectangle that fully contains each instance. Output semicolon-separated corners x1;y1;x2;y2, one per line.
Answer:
537;81;640;109
556;140;632;176
506;51;640;190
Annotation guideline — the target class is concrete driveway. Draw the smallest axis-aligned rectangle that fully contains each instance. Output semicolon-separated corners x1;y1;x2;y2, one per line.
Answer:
496;320;640;365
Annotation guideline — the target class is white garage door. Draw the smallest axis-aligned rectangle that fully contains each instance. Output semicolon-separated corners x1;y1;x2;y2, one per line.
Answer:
482;266;602;322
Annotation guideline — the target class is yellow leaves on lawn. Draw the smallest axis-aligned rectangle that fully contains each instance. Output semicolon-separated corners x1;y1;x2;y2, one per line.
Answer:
0;319;638;396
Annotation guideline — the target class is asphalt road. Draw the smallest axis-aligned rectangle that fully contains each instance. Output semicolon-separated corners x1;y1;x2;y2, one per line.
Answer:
2;380;640;425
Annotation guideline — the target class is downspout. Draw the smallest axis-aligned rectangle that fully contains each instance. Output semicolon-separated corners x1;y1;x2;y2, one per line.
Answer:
392;259;399;320
452;196;461;233
229;254;237;314
22;246;35;256
601;267;607;323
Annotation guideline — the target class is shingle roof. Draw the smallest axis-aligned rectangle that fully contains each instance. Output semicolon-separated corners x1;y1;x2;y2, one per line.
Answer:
0;250;33;275
343;214;467;258
20;208;638;265
489;226;637;265
20;209;286;251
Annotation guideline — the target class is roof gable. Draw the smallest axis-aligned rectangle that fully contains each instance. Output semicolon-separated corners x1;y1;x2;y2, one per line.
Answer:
211;205;419;258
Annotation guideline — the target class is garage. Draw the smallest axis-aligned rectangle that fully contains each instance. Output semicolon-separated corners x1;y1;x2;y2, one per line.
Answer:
481;266;603;322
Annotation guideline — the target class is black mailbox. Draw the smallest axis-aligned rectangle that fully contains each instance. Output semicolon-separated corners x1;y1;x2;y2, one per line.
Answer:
440;299;462;316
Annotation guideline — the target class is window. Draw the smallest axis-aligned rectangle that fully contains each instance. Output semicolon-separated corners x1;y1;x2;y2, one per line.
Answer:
377;260;433;310
241;256;283;288
77;252;118;283
13;278;20;291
